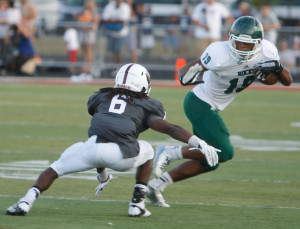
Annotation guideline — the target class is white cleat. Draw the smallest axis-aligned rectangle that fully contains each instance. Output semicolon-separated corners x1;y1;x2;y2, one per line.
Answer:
128;200;151;217
95;174;112;197
147;181;170;208
6;201;31;216
154;146;171;178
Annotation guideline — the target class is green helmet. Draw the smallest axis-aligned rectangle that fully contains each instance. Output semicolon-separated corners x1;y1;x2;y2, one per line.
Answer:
229;16;264;62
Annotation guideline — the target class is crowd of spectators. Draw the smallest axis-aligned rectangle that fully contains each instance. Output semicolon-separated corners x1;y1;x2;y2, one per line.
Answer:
65;0;299;80
0;0;37;76
1;0;299;79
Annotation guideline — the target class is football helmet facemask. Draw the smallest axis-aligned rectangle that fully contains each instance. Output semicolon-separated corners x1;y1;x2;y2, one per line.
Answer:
114;63;151;95
229;16;264;63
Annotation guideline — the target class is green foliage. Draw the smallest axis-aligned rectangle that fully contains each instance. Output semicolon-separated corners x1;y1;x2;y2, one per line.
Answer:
0;83;299;229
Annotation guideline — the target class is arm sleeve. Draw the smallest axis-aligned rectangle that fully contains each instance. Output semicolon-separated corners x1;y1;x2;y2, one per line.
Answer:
200;43;219;71
145;98;166;127
87;93;101;116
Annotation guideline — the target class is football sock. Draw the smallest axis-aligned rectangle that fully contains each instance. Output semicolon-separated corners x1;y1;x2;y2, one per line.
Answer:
151;172;173;192
165;146;183;161
161;172;173;185
20;187;41;205
97;168;109;182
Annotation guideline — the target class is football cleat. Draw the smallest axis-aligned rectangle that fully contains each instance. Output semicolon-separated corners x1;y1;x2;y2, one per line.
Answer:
147;181;170;208
154;146;170;178
128;200;151;217
95;174;112;197
6;201;31;216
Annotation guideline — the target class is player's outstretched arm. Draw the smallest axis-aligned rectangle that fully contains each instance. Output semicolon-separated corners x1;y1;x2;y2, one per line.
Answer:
150;119;192;143
150;119;220;167
278;67;293;86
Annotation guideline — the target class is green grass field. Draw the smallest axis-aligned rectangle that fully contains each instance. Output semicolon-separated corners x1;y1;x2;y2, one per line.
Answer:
0;83;299;229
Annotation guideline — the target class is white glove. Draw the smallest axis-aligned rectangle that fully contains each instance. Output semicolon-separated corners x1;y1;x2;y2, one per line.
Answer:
95;174;112;197
188;135;220;167
180;63;204;85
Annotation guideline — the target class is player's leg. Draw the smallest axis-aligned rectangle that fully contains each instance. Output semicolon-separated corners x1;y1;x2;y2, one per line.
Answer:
6;167;58;216
154;144;212;178
184;91;234;162
7;137;98;216
129;140;154;217
93;139;154;217
148;150;213;207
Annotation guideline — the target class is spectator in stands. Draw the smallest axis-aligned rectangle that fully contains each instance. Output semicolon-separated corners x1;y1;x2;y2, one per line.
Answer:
102;0;130;64
5;23;36;75
179;6;192;58
191;0;234;55
163;15;179;60
63;24;79;76
20;0;37;40
255;4;280;44
293;35;300;58
278;39;296;75
138;4;155;57
0;0;9;66
7;0;21;25
125;0;138;63
76;0;99;79
232;0;253;19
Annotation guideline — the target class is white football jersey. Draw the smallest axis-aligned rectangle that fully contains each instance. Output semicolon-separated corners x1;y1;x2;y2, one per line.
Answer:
192;40;279;111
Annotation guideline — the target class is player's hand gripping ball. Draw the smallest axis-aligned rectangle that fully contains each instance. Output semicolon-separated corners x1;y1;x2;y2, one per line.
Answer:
253;60;283;85
254;70;278;85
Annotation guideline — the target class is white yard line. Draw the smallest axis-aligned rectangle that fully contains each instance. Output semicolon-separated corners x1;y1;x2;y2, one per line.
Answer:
0;194;299;210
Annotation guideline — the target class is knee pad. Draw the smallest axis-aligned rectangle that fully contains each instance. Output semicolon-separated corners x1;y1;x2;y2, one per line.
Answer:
138;140;154;161
132;140;154;168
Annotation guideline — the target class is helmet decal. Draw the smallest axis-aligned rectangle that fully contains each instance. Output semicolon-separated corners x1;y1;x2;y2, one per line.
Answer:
122;63;134;84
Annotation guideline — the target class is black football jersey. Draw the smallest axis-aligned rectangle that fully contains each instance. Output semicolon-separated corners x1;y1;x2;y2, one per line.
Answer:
87;92;165;158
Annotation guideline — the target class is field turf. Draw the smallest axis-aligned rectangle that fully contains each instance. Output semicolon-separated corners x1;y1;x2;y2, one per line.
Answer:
0;83;299;229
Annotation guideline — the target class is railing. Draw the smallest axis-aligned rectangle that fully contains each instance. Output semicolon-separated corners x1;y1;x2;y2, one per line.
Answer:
33;23;300;81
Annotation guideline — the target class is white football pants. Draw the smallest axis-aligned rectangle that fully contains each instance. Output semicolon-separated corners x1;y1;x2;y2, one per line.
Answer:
50;135;154;176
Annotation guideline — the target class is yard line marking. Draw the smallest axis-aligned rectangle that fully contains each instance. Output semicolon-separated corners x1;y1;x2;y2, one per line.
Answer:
1;195;299;210
291;122;300;127
0;121;87;128
1;136;300;152
230;135;300;151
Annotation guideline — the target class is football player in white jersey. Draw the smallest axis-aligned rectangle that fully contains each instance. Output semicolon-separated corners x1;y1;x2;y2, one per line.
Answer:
6;63;220;217
147;16;293;207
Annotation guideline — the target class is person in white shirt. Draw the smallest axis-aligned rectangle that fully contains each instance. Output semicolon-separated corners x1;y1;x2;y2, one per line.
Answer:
63;25;80;75
102;0;130;63
7;0;21;25
191;0;234;55
255;4;280;44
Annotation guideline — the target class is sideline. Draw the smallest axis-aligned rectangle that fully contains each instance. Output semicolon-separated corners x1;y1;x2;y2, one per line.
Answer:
0;76;300;90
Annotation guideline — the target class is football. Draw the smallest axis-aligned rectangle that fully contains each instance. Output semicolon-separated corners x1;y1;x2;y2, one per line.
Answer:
255;71;279;85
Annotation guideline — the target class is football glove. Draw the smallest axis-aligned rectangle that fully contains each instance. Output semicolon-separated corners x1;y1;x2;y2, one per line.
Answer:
253;60;283;81
95;174;112;197
188;135;220;167
179;63;204;86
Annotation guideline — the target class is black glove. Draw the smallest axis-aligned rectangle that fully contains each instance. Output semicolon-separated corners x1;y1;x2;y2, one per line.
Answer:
254;60;283;75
